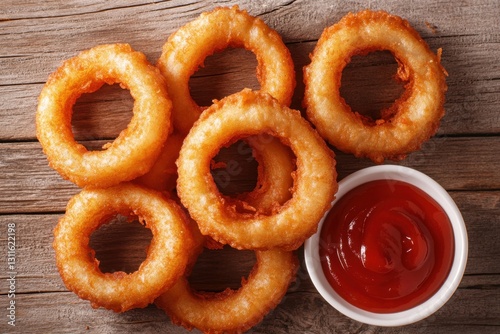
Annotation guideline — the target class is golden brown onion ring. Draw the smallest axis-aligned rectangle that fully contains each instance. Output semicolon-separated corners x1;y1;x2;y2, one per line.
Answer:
303;10;447;163
228;135;295;215
176;89;337;250
155;248;298;334
36;44;172;188
157;6;296;135
135;132;295;214
53;183;192;312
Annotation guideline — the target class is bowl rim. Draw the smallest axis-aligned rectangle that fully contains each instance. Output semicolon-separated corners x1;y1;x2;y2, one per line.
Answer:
304;165;468;327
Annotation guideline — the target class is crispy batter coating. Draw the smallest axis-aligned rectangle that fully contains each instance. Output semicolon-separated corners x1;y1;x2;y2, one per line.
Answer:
156;248;298;334
303;10;448;163
243;135;295;212
230;135;295;215
157;6;296;135
53;183;192;312
176;89;337;250
36;44;172;188
156;6;297;217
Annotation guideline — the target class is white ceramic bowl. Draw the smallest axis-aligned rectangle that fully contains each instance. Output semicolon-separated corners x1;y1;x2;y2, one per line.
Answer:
304;165;468;327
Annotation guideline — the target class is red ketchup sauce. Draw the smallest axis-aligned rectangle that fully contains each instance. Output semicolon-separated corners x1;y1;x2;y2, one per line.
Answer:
319;179;454;313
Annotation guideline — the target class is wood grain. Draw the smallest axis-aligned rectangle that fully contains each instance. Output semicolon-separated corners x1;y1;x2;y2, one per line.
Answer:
1;1;500;140
0;196;499;332
0;0;499;333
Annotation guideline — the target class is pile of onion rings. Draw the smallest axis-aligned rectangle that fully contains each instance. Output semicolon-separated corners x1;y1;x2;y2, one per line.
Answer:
176;89;337;251
155;89;334;333
148;5;298;210
151;8;310;332
36;5;448;334
303;10;447;163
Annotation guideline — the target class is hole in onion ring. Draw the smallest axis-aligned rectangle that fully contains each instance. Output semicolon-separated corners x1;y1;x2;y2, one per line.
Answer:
340;50;405;123
210;133;296;216
188;245;257;292
89;214;152;274
189;48;260;107
72;83;134;149
210;140;258;196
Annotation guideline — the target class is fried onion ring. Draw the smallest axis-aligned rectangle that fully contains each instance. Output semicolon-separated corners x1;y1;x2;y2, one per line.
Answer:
53;183;192;312
228;135;295;215
36;44;172;188
303;10;447;163
176;89;337;250
156;248;298;334
157;6;296;135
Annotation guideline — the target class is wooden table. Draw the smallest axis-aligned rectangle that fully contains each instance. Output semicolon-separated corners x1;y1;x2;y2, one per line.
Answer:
1;1;499;333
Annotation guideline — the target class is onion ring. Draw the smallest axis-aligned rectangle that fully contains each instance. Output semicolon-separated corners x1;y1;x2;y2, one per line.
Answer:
155;248;298;334
157;6;296;135
228;135;295;215
303;10;447;163
136;132;295;218
176;89;337;250
53;183;192;312
36;44;172;188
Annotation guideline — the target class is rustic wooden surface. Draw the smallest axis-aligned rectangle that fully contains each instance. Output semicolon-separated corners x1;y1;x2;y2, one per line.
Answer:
1;0;499;333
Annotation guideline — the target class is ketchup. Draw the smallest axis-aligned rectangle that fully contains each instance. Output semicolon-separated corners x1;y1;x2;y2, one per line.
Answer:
319;179;454;313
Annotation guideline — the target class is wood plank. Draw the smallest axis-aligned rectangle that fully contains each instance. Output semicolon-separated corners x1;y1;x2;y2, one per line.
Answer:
1;1;499;140
2;35;499;140
1;136;499;214
335;136;500;191
1;188;498;294
378;275;500;332
0;141;79;214
449;191;500;275
1;276;498;333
